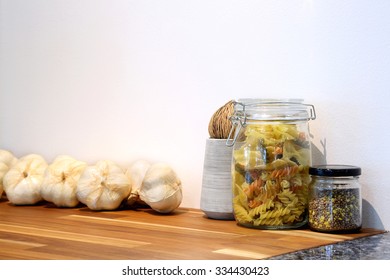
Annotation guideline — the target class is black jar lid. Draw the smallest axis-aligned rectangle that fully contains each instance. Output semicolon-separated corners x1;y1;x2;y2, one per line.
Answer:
309;165;361;177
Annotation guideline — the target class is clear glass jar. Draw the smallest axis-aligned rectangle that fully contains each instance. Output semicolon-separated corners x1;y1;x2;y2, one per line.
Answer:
226;99;316;229
308;165;362;233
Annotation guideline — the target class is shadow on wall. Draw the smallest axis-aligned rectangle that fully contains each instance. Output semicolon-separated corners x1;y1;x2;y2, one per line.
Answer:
362;199;384;230
312;138;327;165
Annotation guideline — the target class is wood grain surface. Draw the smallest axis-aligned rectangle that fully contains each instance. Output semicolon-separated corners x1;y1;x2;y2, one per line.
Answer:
0;198;384;260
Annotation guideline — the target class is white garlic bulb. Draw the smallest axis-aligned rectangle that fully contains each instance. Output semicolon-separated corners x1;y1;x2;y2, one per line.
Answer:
76;160;131;210
0;150;18;198
41;155;87;207
3;154;48;205
125;159;151;206
139;163;182;213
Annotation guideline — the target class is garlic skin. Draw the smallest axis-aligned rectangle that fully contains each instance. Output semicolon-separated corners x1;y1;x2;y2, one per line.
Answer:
41;155;87;207
125;159;151;206
76;160;131;210
3;154;48;205
0;150;18;198
139;163;182;213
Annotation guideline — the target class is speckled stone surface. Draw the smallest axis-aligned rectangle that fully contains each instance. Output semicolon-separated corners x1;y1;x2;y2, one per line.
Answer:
268;232;390;260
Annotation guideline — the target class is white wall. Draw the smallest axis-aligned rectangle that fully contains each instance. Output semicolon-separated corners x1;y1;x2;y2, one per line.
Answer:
1;0;389;229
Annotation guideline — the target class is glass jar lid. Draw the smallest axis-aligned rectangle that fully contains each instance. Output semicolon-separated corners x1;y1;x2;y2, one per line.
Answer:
309;165;362;177
233;98;316;121
226;98;316;147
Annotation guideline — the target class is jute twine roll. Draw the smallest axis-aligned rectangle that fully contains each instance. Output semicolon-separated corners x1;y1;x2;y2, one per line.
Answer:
208;100;235;139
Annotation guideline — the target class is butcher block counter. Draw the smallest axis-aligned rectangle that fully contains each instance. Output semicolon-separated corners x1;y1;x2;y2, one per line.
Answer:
0;199;385;260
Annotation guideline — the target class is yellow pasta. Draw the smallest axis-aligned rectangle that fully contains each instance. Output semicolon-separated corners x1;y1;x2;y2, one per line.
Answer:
258;207;291;220
277;190;299;206
232;122;310;228
253;217;283;226
233;203;252;223
234;184;250;210
249;199;275;217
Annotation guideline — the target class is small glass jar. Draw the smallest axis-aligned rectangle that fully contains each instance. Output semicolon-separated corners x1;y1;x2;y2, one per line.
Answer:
308;165;362;233
226;99;316;229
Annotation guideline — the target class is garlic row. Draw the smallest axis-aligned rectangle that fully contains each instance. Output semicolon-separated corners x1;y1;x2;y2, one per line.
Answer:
139;163;182;214
3;154;48;205
76;160;131;211
41;155;87;208
125;159;151;206
0;150;18;199
0;150;182;213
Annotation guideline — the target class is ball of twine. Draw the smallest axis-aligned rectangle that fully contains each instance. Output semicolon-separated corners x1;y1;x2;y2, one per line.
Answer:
208;100;235;139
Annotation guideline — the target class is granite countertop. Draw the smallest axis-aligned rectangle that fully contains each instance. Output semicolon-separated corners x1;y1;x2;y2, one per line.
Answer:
268;231;390;260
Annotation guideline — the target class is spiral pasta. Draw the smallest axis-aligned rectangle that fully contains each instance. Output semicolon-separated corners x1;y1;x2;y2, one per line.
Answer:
232;123;311;228
277;190;299;207
271;165;299;178
249;199;274;217
233;200;252;223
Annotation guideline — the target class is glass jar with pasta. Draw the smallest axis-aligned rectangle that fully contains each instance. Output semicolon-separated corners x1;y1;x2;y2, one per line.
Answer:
226;99;316;229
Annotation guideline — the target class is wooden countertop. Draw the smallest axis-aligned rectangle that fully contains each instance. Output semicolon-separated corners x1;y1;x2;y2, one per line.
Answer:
0;199;384;260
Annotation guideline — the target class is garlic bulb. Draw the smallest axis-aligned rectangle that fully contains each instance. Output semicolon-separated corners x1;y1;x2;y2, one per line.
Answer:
139;163;182;213
3;154;48;205
125;159;151;206
76;160;131;210
41;155;87;207
0;150;18;198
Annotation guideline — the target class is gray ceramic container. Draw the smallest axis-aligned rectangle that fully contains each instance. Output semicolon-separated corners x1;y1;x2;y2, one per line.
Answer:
200;138;234;220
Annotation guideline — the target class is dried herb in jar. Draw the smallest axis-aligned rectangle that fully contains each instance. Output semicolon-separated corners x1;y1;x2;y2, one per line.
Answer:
308;165;362;233
309;187;361;232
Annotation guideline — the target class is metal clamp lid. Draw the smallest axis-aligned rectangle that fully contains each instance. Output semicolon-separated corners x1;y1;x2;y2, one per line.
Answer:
225;100;316;147
225;114;243;147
